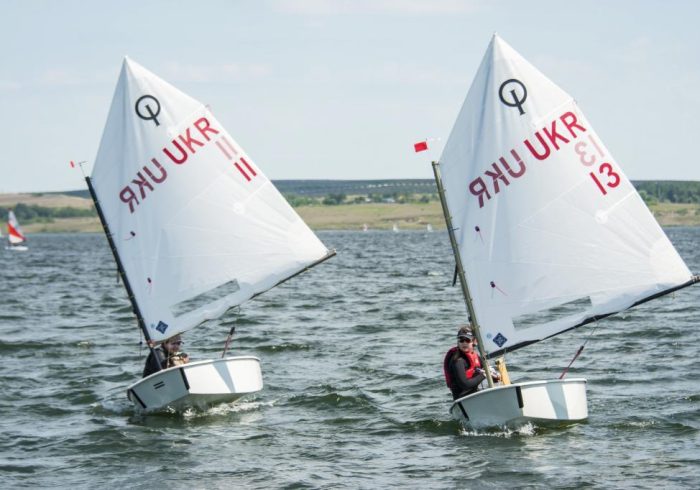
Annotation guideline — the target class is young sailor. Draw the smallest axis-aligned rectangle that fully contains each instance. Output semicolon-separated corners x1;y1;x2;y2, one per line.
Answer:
443;325;498;399
142;335;189;377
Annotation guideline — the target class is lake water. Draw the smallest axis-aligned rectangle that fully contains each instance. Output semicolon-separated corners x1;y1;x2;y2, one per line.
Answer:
1;229;699;488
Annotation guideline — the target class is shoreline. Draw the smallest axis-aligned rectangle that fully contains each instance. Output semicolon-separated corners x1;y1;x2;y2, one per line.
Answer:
15;201;700;233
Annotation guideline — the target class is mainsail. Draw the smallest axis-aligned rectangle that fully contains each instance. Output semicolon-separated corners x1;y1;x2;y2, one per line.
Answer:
90;58;333;342
7;210;26;245
439;35;695;358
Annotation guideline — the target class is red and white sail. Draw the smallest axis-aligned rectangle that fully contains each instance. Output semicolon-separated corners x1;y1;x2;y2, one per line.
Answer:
439;35;694;357
7;210;26;245
90;58;332;342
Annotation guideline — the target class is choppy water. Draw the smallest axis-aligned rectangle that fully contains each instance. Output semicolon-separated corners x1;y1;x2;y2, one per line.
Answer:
1;229;699;488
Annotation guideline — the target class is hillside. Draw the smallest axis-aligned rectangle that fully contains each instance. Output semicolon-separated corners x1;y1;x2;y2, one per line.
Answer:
1;179;700;232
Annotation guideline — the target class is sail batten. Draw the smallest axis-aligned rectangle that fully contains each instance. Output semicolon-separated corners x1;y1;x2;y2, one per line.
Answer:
439;35;694;357
90;58;332;342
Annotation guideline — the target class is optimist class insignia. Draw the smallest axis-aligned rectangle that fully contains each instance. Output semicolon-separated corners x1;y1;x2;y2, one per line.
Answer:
493;333;508;347
155;321;169;334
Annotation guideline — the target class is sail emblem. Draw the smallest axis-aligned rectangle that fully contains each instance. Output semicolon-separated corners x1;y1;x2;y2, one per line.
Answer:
492;333;507;347
134;95;161;126
498;78;527;115
155;321;169;334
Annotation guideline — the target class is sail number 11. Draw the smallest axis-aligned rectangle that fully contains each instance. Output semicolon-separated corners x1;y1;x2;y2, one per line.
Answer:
574;134;620;196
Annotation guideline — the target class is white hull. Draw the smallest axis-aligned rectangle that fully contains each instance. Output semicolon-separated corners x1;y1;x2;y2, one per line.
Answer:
5;245;28;251
127;356;263;413
450;378;587;429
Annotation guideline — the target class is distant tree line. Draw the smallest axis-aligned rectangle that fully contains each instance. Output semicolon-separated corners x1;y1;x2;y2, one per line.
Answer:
285;182;700;207
1;203;96;223
284;191;439;207
632;181;700;205
4;181;698;221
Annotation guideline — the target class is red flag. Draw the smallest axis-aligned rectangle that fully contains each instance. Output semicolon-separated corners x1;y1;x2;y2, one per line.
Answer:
70;160;75;168
414;141;428;152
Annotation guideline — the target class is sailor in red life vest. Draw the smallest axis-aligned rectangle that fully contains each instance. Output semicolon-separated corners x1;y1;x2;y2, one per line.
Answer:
443;325;499;400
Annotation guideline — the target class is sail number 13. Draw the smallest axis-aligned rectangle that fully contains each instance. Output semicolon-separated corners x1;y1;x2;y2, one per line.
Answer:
574;134;620;196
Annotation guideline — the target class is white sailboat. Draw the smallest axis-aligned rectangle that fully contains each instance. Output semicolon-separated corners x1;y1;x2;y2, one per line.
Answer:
434;35;698;429
5;210;28;251
87;58;335;413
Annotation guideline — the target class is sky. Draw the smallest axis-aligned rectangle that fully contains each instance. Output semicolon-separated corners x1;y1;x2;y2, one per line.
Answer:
1;0;700;193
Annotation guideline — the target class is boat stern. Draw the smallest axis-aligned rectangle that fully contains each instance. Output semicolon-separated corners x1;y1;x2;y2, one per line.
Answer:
450;378;588;429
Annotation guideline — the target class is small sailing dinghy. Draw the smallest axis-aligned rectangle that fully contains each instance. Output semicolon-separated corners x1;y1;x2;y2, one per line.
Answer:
433;35;698;429
5;210;28;251
87;58;335;413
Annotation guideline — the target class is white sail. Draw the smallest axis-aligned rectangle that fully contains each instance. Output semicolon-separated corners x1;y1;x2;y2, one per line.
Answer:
439;35;693;357
7;210;26;245
90;58;332;342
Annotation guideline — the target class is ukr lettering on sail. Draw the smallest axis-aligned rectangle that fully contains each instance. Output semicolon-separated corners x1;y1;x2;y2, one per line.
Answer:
119;117;220;213
469;111;587;208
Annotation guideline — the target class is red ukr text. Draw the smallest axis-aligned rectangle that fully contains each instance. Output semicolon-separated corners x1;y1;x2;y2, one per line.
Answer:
469;111;587;208
119;117;220;213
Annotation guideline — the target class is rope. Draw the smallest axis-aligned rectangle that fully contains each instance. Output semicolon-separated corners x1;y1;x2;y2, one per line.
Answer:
559;321;598;379
221;307;240;358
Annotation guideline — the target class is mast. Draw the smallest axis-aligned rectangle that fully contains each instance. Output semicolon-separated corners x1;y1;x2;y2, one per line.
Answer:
85;176;160;364
432;161;494;388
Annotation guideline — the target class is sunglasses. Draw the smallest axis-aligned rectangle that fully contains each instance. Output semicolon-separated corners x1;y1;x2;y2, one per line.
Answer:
458;338;473;343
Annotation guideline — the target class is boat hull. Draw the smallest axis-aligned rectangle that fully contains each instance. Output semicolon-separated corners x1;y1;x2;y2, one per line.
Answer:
449;378;587;429
127;356;263;413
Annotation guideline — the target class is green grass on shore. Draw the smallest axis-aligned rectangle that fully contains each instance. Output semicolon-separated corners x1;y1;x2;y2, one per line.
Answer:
14;201;700;233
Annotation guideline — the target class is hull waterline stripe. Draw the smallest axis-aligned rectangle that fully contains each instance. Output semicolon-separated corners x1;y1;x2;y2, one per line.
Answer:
516;386;524;409
179;368;190;390
457;401;469;420
129;389;147;409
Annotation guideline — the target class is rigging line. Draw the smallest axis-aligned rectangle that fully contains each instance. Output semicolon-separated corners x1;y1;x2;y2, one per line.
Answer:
221;306;239;358
559;320;599;379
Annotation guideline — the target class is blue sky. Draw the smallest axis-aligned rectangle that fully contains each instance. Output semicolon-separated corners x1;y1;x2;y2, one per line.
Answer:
1;0;699;193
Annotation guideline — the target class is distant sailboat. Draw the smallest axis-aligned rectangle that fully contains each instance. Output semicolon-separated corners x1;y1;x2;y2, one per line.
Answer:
87;58;335;413
426;224;433;232
5;210;28;251
362;223;368;232
392;223;399;232
433;34;698;429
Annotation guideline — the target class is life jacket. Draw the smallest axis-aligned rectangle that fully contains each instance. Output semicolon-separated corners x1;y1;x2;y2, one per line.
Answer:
444;346;484;389
465;351;482;378
443;346;459;390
